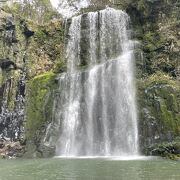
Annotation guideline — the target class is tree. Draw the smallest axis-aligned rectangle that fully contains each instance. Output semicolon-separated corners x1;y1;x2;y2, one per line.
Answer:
4;0;60;24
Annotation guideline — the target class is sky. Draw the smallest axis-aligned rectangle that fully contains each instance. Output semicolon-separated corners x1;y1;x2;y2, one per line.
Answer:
50;0;90;18
6;0;90;18
50;0;59;8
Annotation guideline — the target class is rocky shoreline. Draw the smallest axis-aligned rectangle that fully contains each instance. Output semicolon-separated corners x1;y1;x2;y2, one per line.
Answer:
0;139;25;159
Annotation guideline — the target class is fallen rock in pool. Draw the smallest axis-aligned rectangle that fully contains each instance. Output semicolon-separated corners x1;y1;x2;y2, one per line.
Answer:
146;140;180;160
0;139;25;159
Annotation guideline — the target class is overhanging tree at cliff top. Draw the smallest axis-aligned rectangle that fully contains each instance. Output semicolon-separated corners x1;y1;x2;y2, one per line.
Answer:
4;0;59;23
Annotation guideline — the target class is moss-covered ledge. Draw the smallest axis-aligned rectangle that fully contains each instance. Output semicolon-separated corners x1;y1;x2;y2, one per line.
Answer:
25;72;58;158
138;72;180;157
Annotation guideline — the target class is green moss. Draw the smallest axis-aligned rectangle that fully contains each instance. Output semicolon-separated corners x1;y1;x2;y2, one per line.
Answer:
0;70;3;87
26;19;65;77
143;31;165;52
159;99;179;135
167;94;179;112
138;72;180;141
141;72;178;88
26;72;57;140
34;22;64;46
53;59;66;73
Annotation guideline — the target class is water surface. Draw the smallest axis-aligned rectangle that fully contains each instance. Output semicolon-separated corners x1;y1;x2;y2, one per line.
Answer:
0;158;179;180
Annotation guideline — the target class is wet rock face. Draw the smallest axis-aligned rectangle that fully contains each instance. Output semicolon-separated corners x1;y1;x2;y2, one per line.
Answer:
0;10;27;142
128;0;180;78
20;20;34;38
2;18;17;44
0;6;64;157
117;0;180;156
137;73;180;154
80;13;91;66
0;59;17;70
0;75;25;141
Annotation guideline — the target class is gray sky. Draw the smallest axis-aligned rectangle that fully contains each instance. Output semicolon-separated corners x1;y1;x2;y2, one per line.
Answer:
50;0;90;18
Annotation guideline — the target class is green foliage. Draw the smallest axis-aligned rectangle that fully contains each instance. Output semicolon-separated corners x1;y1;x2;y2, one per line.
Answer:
34;21;64;47
24;19;65;77
3;0;61;24
143;31;164;52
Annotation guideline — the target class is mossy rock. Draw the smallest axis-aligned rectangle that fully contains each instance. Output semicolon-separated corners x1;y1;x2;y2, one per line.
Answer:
26;19;65;77
25;72;58;141
146;139;180;160
53;59;67;73
138;72;180;152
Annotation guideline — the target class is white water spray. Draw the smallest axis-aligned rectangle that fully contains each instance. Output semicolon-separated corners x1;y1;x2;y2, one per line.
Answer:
49;8;139;157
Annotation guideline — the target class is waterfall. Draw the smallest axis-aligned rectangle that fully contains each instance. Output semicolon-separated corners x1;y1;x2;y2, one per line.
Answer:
52;8;139;157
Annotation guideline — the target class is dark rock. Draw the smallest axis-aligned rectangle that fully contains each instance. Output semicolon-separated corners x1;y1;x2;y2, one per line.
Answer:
24;30;34;37
20;20;34;38
0;140;4;148
80;14;91;66
4;21;15;31
0;59;17;70
38;144;56;158
146;140;180;160
0;74;25;142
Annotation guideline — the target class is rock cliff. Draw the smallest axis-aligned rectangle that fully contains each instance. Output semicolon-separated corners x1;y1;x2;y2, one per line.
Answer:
0;0;179;159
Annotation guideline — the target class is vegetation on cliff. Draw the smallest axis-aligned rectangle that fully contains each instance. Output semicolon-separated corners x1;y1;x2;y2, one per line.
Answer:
26;72;57;139
0;1;65;158
128;0;180;159
138;72;180;156
0;0;179;159
3;0;61;24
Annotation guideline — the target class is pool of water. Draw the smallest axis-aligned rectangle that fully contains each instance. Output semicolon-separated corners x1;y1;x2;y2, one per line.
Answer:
0;157;179;180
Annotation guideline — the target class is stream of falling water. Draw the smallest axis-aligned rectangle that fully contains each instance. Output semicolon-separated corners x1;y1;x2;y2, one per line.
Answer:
49;8;139;157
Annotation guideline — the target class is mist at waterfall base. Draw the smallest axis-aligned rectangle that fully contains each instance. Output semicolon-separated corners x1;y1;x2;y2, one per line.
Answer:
44;8;140;159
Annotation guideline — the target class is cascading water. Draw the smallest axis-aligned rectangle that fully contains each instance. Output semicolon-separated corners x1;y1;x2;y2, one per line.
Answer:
50;8;139;157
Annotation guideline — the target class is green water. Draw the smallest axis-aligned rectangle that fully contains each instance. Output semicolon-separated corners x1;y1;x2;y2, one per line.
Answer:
0;158;179;180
